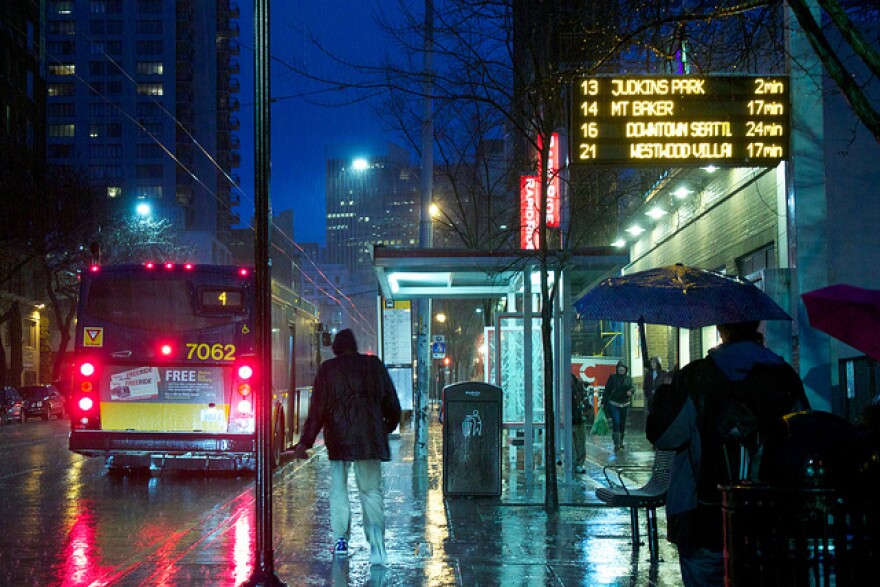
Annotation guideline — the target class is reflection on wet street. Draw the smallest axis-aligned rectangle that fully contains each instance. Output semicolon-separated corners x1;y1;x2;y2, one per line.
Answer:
0;417;682;585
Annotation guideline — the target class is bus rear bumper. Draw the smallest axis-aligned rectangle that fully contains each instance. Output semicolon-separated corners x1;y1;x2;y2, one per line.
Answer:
69;430;256;470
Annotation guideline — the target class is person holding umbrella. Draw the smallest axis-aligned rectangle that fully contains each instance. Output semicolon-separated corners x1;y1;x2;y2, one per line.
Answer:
646;321;809;587
602;361;634;451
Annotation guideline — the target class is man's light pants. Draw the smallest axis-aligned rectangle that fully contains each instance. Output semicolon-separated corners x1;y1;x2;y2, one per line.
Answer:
330;460;386;564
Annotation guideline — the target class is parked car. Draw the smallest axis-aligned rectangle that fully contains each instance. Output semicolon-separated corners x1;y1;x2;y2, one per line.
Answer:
1;386;25;424
19;384;66;421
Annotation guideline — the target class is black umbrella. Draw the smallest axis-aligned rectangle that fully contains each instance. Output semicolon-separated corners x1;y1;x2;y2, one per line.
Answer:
574;264;792;369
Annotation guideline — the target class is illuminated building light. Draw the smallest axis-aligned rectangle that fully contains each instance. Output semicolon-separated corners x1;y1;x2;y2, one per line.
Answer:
625;225;645;236
612;239;627;248
674;187;692;199
646;207;667;219
703;165;718;173
352;158;369;171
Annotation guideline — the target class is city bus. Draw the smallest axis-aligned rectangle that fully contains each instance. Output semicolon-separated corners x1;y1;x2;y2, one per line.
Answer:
68;263;319;472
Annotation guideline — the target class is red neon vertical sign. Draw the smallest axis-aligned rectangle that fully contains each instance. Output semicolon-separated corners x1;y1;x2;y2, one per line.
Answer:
520;176;540;250
537;132;560;228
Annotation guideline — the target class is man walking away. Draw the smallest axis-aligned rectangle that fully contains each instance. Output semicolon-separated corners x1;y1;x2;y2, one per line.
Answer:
293;329;402;565
646;321;810;586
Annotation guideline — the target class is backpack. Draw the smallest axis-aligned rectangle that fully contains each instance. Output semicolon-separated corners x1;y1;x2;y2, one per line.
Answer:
691;359;808;505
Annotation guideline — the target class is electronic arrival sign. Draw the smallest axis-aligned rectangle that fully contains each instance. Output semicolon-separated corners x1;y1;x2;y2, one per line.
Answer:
570;75;790;166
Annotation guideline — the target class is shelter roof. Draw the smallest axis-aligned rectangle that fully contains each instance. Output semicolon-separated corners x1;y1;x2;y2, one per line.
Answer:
371;246;629;300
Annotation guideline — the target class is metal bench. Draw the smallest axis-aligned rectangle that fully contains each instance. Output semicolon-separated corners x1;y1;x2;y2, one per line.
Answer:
595;450;676;560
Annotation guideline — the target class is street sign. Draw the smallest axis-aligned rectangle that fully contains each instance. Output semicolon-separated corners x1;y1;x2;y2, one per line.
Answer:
432;334;445;343
431;341;446;359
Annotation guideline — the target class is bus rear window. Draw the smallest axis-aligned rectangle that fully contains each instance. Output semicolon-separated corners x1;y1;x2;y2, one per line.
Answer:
85;277;240;331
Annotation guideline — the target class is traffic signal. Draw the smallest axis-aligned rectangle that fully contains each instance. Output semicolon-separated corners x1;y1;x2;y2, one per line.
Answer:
443;356;451;367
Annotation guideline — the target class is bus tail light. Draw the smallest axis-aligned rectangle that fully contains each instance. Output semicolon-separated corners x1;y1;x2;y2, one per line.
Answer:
72;357;101;430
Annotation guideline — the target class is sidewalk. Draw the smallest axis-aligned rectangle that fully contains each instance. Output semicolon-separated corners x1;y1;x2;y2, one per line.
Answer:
264;418;681;586
115;417;682;585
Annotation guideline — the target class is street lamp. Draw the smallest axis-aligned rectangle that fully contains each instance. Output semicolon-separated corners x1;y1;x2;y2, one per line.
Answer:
352;158;369;171
136;202;151;217
435;312;447;323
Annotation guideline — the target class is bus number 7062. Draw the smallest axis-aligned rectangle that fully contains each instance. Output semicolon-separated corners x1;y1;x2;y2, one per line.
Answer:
186;343;236;361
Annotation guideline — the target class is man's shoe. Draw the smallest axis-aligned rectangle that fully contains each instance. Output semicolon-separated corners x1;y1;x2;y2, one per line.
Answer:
334;537;348;557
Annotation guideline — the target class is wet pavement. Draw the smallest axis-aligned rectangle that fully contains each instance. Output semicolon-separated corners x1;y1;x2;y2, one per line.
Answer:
0;416;684;585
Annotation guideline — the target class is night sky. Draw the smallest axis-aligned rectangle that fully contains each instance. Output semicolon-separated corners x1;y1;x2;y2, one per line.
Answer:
236;1;403;244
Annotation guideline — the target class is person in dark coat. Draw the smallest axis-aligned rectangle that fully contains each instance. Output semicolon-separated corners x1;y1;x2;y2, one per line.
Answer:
293;329;401;564
643;356;669;414
571;373;589;474
646;321;809;587
602;361;634;450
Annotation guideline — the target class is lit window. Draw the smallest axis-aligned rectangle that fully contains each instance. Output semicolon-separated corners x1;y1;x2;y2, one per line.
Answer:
48;83;75;96
137;83;163;96
49;124;75;137
107;186;122;198
136;61;164;75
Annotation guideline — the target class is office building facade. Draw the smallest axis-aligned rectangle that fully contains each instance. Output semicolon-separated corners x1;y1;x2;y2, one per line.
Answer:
44;0;240;262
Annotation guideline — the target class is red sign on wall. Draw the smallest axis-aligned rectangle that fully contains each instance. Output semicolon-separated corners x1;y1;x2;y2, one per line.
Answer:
520;176;540;250
537;133;560;228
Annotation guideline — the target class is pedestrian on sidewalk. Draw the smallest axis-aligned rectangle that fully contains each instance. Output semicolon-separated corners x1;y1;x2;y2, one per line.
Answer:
643;356;668;415
571;373;589;474
602;361;634;450
646;321;809;587
292;329;402;565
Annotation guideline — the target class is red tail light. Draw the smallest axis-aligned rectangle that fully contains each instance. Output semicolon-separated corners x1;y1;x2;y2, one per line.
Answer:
79;397;94;411
238;267;249;276
237;365;253;380
80;362;95;377
160;343;174;356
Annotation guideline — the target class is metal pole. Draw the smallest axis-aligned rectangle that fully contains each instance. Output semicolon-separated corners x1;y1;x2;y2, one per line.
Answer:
244;0;283;584
415;0;434;459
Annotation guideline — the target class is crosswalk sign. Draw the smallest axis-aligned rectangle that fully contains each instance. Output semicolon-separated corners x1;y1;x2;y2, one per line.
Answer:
431;341;446;359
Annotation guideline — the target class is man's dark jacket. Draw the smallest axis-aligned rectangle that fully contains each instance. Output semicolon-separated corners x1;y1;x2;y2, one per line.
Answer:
299;352;401;461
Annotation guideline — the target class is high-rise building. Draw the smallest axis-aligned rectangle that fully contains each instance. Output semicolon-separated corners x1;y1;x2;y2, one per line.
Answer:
325;142;420;279
0;0;46;182
43;0;240;262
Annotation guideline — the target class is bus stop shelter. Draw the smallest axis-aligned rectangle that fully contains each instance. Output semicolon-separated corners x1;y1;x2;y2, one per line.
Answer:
371;246;629;485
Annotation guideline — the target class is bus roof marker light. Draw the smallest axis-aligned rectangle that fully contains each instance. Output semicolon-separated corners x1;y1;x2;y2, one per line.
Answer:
184;263;194;270
165;263;174;270
145;262;155;269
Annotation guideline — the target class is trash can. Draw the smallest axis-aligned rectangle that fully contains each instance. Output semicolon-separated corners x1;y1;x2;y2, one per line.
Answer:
722;484;878;585
442;382;502;497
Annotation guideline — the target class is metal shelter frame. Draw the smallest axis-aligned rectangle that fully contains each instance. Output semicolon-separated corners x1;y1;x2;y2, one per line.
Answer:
372;246;628;486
